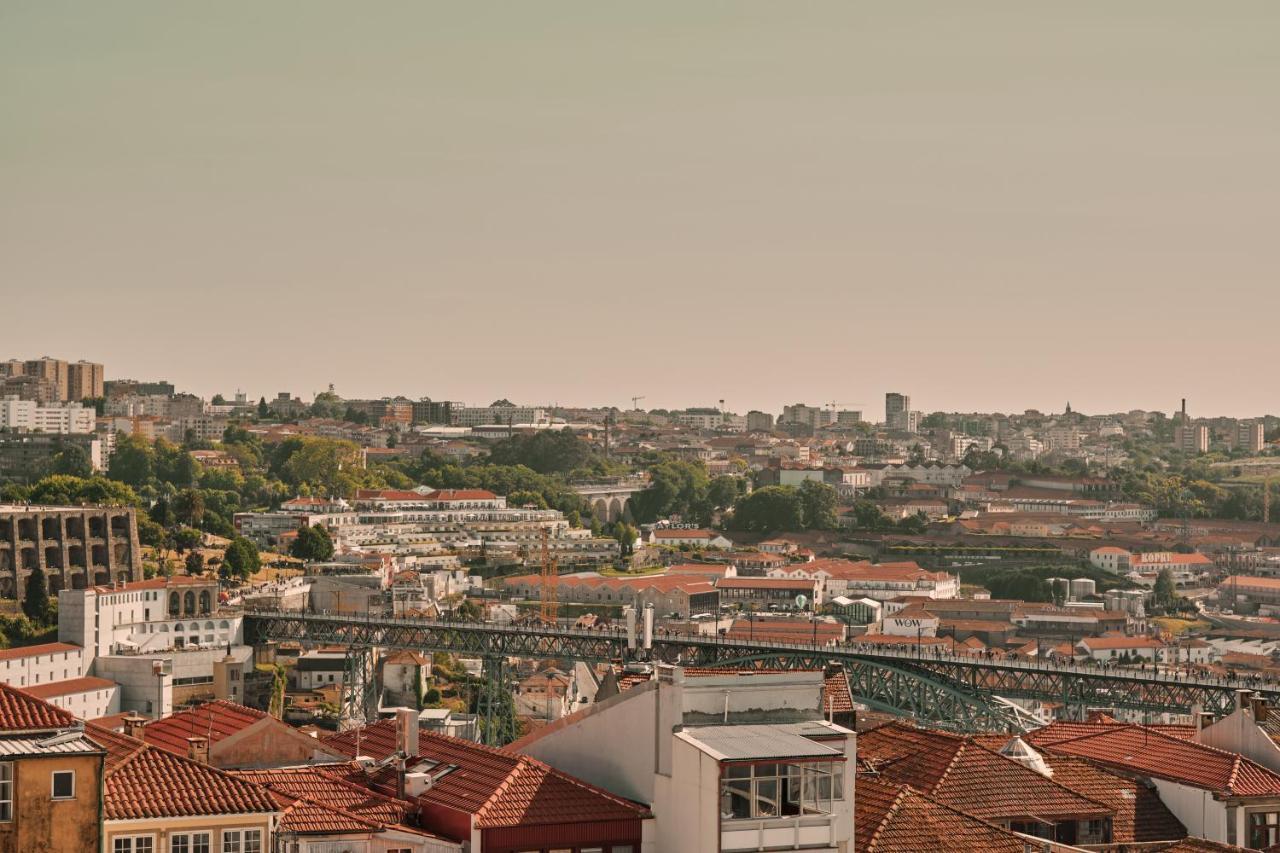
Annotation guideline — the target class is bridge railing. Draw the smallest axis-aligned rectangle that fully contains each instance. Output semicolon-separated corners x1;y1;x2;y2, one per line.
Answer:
243;608;1280;697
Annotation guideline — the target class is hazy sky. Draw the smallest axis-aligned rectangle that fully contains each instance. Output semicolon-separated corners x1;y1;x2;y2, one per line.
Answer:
3;2;1277;417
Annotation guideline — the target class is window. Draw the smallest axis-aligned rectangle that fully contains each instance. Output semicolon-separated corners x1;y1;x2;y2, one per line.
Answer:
222;829;261;853
1250;812;1280;849
0;762;11;821
721;761;843;820
171;833;210;853
114;837;155;853
52;770;75;799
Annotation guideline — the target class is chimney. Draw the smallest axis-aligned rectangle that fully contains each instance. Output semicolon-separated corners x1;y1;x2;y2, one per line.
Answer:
1237;688;1252;712
1253;696;1269;723
186;735;209;765
122;713;147;739
396;707;419;757
1199;711;1215;731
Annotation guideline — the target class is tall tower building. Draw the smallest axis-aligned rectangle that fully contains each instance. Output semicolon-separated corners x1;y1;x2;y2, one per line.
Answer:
885;392;917;432
66;361;105;401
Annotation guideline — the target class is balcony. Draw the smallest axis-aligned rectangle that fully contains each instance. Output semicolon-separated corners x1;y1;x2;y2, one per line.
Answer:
722;816;838;852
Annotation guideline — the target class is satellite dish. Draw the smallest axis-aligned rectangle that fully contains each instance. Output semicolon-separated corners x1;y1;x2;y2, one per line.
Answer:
795;594;808;610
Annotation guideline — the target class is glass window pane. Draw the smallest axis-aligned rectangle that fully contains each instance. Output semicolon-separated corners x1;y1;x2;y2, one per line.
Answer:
723;779;752;819
755;778;779;817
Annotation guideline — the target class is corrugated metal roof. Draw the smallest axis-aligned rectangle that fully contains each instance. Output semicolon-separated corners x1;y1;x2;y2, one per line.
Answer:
0;733;104;756
678;724;844;760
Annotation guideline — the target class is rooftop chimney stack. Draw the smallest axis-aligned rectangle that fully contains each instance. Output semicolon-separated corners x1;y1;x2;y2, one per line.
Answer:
122;713;147;739
186;735;209;765
1253;696;1269;723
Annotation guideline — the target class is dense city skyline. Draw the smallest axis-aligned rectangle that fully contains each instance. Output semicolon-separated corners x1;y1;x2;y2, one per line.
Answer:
4;2;1279;416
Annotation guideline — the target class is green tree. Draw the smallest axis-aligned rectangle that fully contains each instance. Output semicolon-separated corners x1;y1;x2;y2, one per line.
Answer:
28;475;141;507
279;438;365;497
221;537;260;581
610;522;639;556
258;397;270;418
22;567;51;624
507;490;549;510
798;480;839;530
290;524;335;561
108;434;156;487
50;444;93;478
455;598;483;621
630;460;711;524
730;486;804;532
707;475;742;510
848;500;888;530
172;527;203;553
1153;567;1178;611
185;551;205;575
173;489;206;528
486;430;601;474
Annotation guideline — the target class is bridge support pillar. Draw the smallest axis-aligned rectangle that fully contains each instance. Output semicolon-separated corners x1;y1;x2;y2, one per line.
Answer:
339;646;376;731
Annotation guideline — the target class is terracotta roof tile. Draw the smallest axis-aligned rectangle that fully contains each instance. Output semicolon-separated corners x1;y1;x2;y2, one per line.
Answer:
1033;723;1280;797
858;722;1112;823
232;766;411;827
1037;752;1186;842
323;720;650;828
22;676;117;700
141;700;267;755
0;682;77;731
86;723;278;820
855;775;1031;853
0;641;81;662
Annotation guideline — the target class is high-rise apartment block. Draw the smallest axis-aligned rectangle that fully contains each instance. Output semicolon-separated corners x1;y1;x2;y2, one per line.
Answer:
885;392;918;432
1232;420;1266;453
1174;423;1210;454
0;357;104;402
780;403;827;429
66;361;105;400
745;410;774;432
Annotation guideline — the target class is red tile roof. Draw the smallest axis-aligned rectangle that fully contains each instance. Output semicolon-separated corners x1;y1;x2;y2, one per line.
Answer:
855;775;1031;853
141;700;268;755
23;676;117;700
1042;754;1186;843
0;641;80;662
323;720;651;828
0;682;77;731
272;794;382;835
858;722;1112;823
86;723;278;820
233;765;412;827
1032;723;1280;797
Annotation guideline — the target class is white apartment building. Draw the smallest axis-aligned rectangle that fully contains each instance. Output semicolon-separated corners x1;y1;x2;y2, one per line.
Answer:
25;675;121;719
514;668;853;853
0;642;121;720
450;406;548;427
768;559;960;602
0;396;95;433
0;642;88;690
58;575;246;717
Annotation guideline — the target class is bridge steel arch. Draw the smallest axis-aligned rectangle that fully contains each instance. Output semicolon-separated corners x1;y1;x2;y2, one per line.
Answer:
243;611;1280;731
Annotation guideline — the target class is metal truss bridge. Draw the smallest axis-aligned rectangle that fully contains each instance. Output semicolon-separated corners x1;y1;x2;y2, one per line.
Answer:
245;610;1279;733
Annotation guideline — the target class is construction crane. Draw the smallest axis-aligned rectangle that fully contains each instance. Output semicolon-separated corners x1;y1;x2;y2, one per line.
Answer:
630;395;646;411
539;527;559;625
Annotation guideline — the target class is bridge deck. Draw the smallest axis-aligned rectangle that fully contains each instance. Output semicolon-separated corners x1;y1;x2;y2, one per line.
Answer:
245;609;1278;731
